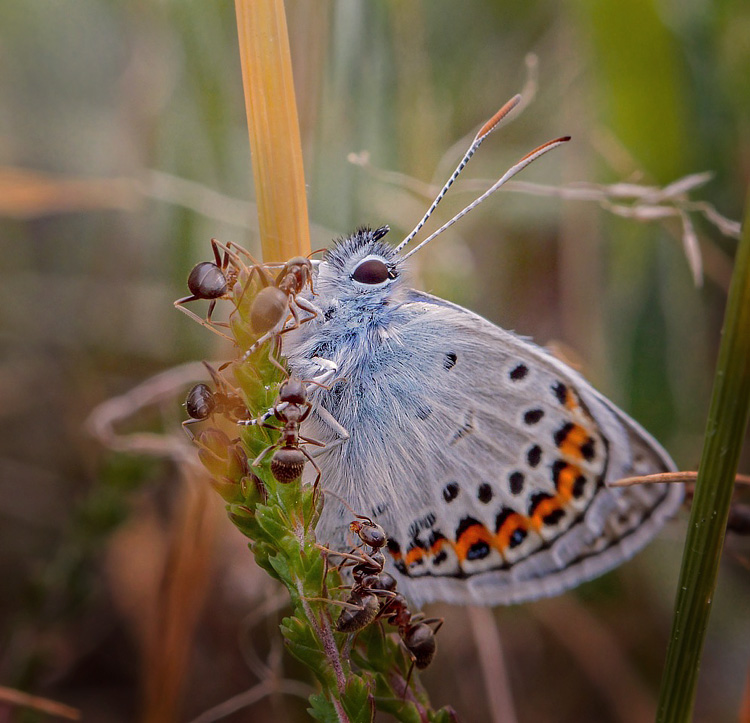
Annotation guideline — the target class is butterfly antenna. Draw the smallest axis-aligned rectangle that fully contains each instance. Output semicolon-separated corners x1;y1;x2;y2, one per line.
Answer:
400;136;570;261
393;95;522;255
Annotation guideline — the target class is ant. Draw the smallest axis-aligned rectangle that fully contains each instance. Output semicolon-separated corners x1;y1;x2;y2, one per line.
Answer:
247;375;325;489
182;362;251;438
315;516;396;632
174;238;250;341
238;256;320;372
380;593;443;671
321;515;443;672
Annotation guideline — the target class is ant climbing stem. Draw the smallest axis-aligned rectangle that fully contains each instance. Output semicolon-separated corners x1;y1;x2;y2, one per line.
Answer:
237;374;349;505
182;362;252;439
236;255;321;374
316;510;444;677
174;238;250;341
248;375;325;497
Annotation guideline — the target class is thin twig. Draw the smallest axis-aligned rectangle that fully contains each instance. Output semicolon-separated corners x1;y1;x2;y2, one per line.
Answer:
0;686;80;721
610;471;750;488
186;678;313;723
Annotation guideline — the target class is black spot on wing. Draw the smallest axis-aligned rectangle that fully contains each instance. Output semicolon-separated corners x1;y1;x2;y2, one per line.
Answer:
510;363;529;381
443;482;460;502
552;381;568;405
527;445;542;468
523;408;544;425
508;471;525;495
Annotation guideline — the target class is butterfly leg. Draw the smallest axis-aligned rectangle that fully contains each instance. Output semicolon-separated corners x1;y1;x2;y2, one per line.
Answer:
309;406;350;458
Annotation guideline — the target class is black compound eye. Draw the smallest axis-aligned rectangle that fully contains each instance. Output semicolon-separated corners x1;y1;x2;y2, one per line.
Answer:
352;258;391;284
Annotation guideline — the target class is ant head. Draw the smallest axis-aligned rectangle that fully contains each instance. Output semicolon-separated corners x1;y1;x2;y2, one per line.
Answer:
276;256;313;291
278;376;307;405
350;517;387;549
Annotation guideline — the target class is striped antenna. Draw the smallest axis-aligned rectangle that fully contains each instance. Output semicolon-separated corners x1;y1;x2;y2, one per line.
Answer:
400;136;570;261
393;95;522;255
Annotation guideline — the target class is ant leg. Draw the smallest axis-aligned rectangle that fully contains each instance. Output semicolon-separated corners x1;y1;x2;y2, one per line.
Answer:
294;296;319;322
267;336;289;377
225;242;267;273
212;238;248;274
301;447;323;505
252;442;279;467
315;544;369;565
174;298;236;342
403;660;417;695
209;237;224;267
235;407;277;427
307;357;340;386
181;418;201;440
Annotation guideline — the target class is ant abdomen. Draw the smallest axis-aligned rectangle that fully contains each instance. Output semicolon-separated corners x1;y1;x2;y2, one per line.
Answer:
403;622;437;669
336;591;380;633
187;261;229;300
250;286;289;334
270;447;307;483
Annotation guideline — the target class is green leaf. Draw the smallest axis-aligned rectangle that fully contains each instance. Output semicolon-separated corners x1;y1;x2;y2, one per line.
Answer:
280;615;331;684
308;692;339;723
429;707;460;723
342;676;375;723
656;191;750;718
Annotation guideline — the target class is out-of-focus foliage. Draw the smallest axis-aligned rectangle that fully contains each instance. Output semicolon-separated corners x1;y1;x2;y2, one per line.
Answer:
0;1;748;721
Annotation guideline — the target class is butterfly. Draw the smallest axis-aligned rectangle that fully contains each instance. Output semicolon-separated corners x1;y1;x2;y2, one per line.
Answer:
280;96;684;606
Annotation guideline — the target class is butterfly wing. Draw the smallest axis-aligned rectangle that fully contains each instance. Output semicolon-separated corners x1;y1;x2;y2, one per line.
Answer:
290;287;683;606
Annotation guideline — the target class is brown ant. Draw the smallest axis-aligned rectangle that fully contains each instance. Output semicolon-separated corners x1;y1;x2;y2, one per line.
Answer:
238;256;320;372
321;515;443;672
316;516;396;633
182;362;251;438
380;593;443;671
174;239;249;341
248;375;324;489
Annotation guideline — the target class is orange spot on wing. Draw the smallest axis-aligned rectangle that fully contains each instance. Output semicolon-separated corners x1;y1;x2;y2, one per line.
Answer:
564;388;579;411
430;537;448;555
405;546;426;566
454;524;494;562
530;497;565;530
494;513;529;551
555;463;582;502
559;423;590;460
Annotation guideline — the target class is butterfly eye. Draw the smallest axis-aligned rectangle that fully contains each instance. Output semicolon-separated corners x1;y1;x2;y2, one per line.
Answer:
352;258;392;285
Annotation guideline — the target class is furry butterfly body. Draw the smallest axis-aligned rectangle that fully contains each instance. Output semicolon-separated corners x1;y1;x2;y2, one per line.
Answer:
283;228;683;606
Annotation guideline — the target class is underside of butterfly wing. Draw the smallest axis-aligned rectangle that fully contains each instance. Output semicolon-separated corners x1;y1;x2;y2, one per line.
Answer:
285;284;683;606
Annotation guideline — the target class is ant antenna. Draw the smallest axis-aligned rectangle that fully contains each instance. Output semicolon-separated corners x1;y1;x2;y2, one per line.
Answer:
394;95;521;255
400;135;570;261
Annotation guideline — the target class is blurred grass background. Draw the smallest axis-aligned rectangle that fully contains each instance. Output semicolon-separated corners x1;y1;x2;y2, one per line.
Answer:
1;1;749;721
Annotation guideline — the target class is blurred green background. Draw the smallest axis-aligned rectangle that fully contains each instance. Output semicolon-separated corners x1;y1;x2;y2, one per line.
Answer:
1;1;749;721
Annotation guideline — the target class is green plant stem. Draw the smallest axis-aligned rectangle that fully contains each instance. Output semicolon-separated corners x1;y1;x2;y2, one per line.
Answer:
656;188;750;722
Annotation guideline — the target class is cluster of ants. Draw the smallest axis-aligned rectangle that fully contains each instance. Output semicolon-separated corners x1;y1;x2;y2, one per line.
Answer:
320;515;443;675
176;238;324;490
175;237;443;676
